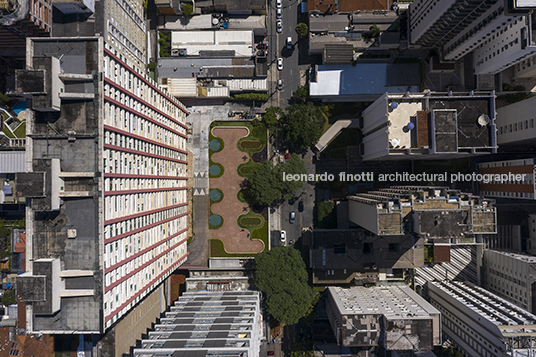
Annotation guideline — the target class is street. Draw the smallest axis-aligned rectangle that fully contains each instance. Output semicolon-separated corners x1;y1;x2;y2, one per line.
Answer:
267;0;301;109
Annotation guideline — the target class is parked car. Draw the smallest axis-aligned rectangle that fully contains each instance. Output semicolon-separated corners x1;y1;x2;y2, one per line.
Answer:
276;8;282;18
284;149;289;159
280;230;286;243
276;19;282;33
289;211;296;224
277;58;283;70
276;0;282;8
298;200;304;212
277;79;284;90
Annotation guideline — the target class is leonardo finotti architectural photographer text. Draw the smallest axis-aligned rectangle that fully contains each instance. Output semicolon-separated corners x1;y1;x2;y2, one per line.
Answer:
282;171;527;184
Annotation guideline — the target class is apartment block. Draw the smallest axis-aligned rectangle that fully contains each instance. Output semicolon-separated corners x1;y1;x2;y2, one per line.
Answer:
428;281;536;357
409;0;536;74
360;91;497;161
496;95;536;145
14;35;189;353
348;186;497;239
326;286;441;352
478;158;536;199
133;290;262;357
482;249;536;313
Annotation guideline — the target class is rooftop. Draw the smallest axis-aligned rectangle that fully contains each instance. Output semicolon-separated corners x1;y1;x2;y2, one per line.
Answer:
309;63;420;100
308;0;389;13
429;281;536;327
171;31;254;57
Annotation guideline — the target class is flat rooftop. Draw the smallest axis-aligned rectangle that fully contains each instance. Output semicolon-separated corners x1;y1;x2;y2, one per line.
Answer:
429;281;536;327
308;0;389;13
158;57;256;78
328;285;439;319
171;31;254;57
310;63;420;99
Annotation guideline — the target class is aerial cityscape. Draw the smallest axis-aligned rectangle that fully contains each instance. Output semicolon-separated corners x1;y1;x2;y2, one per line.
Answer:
2;0;536;356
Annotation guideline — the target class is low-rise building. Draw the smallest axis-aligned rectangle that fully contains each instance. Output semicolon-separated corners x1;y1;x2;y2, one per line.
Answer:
326;285;441;352
428;280;536;357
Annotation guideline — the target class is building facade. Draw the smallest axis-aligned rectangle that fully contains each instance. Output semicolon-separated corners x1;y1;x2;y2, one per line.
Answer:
326;285;441;352
133;290;262;357
496;95;536;145
409;0;536;74
360;92;497;161
428;280;536;357
348;186;497;239
14;34;189;353
482;249;536;314
478;158;536;200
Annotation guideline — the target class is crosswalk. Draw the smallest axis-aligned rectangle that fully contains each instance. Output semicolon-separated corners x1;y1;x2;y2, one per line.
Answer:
193;171;208;195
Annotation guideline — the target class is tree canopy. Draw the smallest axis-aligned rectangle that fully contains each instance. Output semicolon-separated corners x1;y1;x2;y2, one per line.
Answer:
255;246;313;325
263;106;284;131
281;102;325;150
182;3;193;16
243;153;307;207
295;23;309;38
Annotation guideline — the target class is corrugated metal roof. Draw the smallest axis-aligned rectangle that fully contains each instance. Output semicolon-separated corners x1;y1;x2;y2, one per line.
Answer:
166;78;198;97
0;151;26;173
206;87;230;97
224;78;267;91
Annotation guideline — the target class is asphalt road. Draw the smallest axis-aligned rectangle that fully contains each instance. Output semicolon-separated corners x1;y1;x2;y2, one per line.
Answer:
268;0;300;108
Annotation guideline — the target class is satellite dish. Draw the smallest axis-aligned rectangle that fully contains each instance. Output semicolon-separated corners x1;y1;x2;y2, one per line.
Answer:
478;114;490;126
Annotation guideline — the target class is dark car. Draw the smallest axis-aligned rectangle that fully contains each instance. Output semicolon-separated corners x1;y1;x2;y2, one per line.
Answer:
298;200;304;212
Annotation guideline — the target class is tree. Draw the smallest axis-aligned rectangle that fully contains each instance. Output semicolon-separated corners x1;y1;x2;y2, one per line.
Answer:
295;23;309;38
281;103;324;150
293;85;308;102
263;106;284;131
1;289;16;306
182;3;193;17
244;153;307;207
255;246;313;325
158;32;171;58
316;200;336;228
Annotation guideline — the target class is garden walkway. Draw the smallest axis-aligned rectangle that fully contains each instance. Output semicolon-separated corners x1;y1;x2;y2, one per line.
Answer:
210;127;265;254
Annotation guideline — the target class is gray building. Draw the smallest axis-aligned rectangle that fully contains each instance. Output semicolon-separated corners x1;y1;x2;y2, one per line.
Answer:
133;290;262;357
326;285;441;352
360;91;497;161
482;249;536;314
428;280;536;357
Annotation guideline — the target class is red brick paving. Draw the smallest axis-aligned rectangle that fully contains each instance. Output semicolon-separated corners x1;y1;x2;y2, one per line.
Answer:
210;127;265;254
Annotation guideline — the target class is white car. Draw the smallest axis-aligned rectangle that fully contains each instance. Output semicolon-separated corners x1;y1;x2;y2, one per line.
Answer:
280;230;286;243
276;8;282;18
277;58;283;71
276;19;282;33
276;0;282;8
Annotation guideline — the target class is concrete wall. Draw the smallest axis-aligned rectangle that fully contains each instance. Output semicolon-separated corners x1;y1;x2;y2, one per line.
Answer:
496;95;536;145
348;200;379;235
100;279;168;357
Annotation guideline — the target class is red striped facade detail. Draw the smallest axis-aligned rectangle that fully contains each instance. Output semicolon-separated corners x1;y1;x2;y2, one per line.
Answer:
104;95;188;140
103;77;188;131
104;202;188;225
105;227;188;273
104;173;188;180
103;143;188;164
105;252;189;323
104;47;189;117
104;124;187;155
104;212;188;244
104;187;187;196
104;237;189;293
